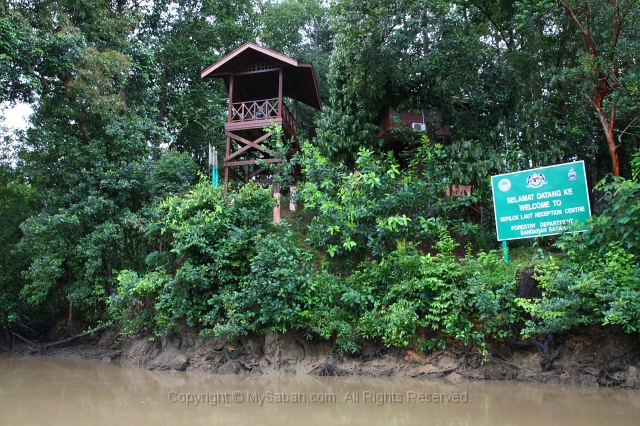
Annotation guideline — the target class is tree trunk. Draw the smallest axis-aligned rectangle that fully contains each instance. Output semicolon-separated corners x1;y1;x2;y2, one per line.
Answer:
559;1;624;177
599;112;621;176
79;120;91;142
68;303;73;336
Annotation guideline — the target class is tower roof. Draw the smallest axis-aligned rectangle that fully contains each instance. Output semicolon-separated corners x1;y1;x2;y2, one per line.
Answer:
201;42;321;110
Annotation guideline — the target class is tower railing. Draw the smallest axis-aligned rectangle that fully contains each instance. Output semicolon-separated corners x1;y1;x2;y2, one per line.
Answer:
229;98;296;135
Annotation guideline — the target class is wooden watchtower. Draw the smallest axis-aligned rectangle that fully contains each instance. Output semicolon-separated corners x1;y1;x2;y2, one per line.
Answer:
201;42;321;190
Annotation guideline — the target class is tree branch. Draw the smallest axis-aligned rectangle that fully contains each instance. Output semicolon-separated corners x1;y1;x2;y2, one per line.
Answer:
584;92;597;109
40;324;109;349
471;0;512;49
617;116;640;146
78;120;91;142
558;1;599;56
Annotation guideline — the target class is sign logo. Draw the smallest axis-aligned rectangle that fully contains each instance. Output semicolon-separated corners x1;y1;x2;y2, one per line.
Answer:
526;173;547;188
567;168;577;180
497;178;511;192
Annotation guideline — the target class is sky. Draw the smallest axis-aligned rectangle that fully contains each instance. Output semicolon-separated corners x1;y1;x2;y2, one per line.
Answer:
1;102;32;132
1;103;32;166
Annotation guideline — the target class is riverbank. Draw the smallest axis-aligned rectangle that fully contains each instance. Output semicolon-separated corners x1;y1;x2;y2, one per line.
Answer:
3;323;640;389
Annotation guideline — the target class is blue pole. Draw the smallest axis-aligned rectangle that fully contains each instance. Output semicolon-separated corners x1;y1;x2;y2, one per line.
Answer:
502;240;509;263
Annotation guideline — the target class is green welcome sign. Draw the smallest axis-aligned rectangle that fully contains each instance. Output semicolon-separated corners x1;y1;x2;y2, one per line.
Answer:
491;161;591;241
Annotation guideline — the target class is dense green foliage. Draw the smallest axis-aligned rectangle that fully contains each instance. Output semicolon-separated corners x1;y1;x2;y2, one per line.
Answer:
302;240;522;354
1;0;640;354
517;243;640;337
101;145;640;356
317;0;639;177
298;137;484;260
579;156;640;259
0;147;35;329
109;182;313;338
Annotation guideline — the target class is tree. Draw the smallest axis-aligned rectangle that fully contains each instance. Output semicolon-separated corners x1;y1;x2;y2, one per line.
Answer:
558;0;640;176
137;0;256;167
2;0;243;330
0;6;39;103
1;0;336;332
0;137;36;341
258;0;333;140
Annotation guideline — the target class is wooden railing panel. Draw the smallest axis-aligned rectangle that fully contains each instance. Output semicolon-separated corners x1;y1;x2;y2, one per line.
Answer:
229;99;296;135
281;103;296;136
230;99;278;122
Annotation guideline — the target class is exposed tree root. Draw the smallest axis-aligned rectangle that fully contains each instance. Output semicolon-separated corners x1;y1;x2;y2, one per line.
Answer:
532;332;562;371
12;332;38;347
598;350;630;386
40;325;109;349
16;325;110;354
310;357;344;376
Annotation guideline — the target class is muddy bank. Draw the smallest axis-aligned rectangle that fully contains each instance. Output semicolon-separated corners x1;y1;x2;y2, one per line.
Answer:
3;323;640;389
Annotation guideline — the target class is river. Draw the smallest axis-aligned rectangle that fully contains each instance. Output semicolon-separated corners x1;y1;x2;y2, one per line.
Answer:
0;353;638;425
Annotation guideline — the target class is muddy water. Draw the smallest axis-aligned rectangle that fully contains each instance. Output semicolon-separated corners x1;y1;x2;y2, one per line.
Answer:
0;354;638;426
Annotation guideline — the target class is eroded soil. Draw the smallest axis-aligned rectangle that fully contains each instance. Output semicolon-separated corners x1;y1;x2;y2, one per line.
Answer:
3;324;640;389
